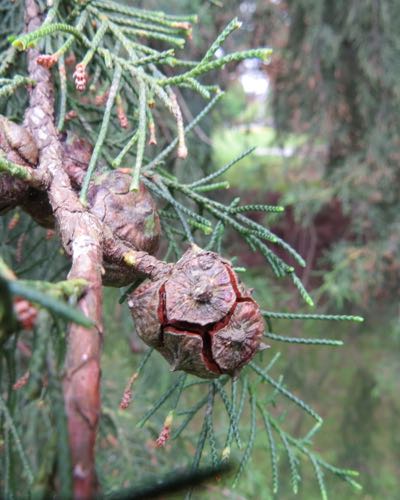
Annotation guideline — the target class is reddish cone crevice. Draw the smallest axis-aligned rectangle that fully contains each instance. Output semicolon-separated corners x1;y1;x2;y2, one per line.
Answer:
153;262;260;375
223;263;243;298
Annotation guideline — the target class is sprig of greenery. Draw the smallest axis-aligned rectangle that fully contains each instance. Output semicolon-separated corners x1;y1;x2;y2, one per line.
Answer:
0;75;35;98
0;2;365;498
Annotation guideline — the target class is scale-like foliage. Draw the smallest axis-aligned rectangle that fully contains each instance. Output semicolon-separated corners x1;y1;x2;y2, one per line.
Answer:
0;0;364;498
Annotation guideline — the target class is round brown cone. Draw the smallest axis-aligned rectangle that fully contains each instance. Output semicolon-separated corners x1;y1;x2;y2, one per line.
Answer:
128;247;265;378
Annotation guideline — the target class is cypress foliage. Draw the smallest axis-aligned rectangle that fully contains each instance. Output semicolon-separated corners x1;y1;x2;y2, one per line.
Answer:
0;0;365;497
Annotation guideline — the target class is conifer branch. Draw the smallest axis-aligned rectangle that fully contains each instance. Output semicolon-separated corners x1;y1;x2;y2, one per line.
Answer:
0;2;365;498
23;1;105;496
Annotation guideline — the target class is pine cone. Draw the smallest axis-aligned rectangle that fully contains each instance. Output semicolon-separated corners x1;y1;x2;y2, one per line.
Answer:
61;134;162;287
88;170;161;286
128;246;265;379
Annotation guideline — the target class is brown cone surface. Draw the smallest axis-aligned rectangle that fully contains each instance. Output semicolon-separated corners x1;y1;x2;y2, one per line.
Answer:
128;279;163;348
129;247;265;379
88;170;161;287
88;171;160;254
165;250;236;325
163;328;218;379
211;301;264;373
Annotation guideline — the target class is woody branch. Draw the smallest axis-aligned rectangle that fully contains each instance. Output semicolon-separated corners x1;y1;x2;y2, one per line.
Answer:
23;0;103;497
15;2;171;496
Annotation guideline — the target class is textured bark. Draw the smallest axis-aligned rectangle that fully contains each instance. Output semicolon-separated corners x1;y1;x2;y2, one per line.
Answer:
24;1;103;497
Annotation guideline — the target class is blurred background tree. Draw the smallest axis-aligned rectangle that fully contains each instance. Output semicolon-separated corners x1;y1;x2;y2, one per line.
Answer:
270;0;400;308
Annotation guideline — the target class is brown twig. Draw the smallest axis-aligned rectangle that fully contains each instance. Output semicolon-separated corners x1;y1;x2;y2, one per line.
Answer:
24;1;104;497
